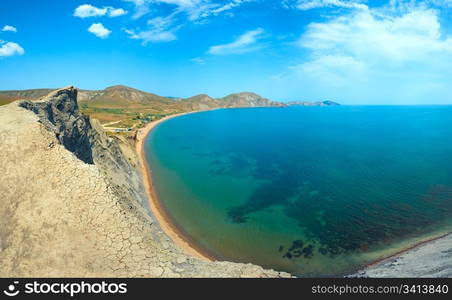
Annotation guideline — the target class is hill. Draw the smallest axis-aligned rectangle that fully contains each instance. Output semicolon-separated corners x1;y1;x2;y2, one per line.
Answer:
218;92;286;108
178;94;222;111
78;85;175;107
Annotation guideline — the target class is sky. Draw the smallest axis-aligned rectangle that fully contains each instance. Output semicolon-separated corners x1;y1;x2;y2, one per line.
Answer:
1;0;452;104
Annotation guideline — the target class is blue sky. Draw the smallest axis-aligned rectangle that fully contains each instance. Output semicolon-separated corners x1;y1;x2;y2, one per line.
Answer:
1;0;452;104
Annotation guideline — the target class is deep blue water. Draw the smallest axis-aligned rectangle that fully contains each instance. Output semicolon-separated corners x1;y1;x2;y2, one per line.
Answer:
145;106;452;276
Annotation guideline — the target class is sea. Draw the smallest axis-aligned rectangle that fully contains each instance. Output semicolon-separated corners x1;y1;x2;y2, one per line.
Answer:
144;106;452;276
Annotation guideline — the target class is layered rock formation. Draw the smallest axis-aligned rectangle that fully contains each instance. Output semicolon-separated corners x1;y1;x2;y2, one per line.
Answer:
0;87;290;277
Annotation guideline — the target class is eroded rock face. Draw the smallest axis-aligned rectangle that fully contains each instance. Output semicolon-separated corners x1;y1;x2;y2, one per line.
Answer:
0;87;291;277
19;88;94;164
18;87;149;214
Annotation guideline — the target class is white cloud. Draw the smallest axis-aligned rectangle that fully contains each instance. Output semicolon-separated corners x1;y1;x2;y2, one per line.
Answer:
122;0;251;20
124;28;177;42
274;2;452;104
147;15;176;29
0;41;25;57
2;25;17;32
205;0;254;18
153;0;217;21
298;7;452;63
121;0;254;45
123;0;150;19
88;23;112;39
418;0;452;8
74;4;127;18
208;28;265;55
74;4;108;18
123;0;202;19
108;8;128;17
295;0;367;10
124;12;179;43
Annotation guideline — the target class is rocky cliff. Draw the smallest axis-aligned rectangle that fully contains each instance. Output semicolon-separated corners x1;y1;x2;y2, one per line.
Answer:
0;87;290;277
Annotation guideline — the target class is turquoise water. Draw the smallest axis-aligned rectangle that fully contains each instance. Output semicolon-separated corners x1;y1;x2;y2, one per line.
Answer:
145;106;452;276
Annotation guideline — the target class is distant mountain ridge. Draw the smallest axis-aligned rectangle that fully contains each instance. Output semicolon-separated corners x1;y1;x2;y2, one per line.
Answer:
0;85;339;110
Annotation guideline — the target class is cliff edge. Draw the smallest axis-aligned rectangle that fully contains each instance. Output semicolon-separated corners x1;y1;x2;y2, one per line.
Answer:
0;87;290;277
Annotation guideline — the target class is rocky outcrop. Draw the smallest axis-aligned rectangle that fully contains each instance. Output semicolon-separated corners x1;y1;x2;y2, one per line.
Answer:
0;87;291;277
18;88;148;211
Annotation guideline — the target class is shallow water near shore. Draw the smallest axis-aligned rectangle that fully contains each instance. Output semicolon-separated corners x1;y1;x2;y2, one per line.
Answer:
144;106;452;276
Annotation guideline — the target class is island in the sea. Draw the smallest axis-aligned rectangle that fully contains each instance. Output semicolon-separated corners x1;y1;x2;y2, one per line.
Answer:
0;86;451;278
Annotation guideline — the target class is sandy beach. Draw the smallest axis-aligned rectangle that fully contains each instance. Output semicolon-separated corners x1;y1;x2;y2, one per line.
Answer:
136;111;215;261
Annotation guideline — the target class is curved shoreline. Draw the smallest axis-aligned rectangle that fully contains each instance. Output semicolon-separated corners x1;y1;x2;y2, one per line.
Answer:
136;109;452;276
136;111;216;261
360;231;452;271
